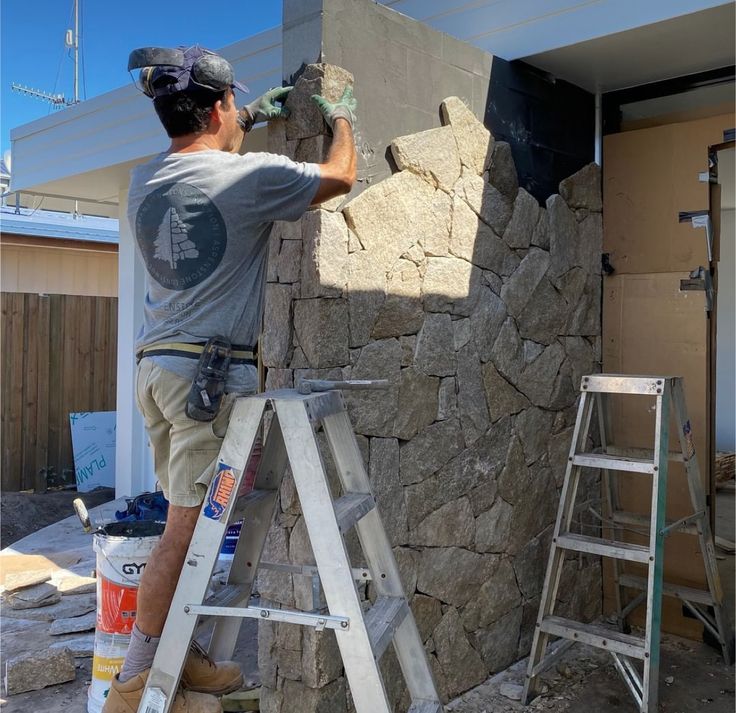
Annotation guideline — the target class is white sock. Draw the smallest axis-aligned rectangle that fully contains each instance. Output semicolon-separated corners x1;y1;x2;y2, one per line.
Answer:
118;623;161;683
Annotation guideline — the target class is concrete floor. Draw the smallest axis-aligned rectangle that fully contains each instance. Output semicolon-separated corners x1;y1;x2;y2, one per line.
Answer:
0;494;733;712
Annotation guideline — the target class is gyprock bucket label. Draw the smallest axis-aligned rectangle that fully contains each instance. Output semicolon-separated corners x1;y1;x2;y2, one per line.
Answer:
98;576;138;634
92;654;124;681
203;462;237;521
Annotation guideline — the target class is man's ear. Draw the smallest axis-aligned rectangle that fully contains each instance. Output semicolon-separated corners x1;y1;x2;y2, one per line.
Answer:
209;100;225;130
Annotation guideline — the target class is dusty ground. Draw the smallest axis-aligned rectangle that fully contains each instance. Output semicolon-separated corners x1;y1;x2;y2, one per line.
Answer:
0;494;733;712
1;488;116;547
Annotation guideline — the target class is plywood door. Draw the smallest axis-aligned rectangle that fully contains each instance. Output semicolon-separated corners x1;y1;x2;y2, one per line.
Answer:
602;113;734;637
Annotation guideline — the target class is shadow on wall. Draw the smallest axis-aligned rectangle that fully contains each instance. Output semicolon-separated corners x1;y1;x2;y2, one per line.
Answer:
259;63;604;709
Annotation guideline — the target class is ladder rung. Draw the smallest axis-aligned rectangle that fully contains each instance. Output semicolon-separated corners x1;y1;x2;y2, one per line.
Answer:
365;596;409;660
573;453;655;474
231;487;276;520
540;615;646;660
606;445;684;463
581;374;668;395
612;510;702;535
619;573;715;606
333;492;376;534
556;533;651;563
407;702;442;713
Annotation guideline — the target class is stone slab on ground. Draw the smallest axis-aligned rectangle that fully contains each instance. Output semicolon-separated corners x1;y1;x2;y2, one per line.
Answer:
3;593;96;623
4;647;76;695
49;610;97;635
1;570;52;592
4;581;60;609
49;634;95;657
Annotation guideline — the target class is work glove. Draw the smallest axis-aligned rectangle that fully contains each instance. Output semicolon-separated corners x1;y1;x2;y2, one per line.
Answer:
238;86;293;132
311;86;357;130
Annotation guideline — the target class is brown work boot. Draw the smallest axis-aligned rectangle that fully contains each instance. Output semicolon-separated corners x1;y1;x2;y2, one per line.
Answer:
101;670;221;713
182;640;243;695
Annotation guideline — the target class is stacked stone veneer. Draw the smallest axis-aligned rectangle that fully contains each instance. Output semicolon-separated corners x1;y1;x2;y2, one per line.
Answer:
258;65;603;712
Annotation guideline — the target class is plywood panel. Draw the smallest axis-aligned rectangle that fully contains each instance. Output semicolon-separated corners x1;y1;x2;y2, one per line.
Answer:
603;113;734;274
602;272;708;637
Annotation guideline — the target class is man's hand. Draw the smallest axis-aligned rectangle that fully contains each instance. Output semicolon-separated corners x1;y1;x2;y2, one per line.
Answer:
239;86;293;132
311;86;357;130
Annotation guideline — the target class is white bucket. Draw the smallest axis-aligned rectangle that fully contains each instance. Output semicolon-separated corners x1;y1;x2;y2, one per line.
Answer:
88;521;164;713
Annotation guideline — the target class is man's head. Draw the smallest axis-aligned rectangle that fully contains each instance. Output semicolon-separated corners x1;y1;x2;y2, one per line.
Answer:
128;45;247;150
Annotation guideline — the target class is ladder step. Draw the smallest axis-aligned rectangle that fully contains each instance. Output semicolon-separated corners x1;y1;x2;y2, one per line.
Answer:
619;573;715;606
540;615;646;660
612;510;702;536
573;453;655;474
556;533;651;563
333;492;376;534
407;702;442;713
581;374;667;395
365;596;410;660
231;487;276;520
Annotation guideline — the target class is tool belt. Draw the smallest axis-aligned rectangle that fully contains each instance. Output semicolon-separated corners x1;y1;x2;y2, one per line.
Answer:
136;341;256;365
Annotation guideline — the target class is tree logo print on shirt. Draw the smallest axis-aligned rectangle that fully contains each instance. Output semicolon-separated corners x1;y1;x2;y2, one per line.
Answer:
135;182;227;291
153;207;200;269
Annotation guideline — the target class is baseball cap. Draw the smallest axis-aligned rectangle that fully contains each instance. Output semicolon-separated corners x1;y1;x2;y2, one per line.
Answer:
128;45;248;99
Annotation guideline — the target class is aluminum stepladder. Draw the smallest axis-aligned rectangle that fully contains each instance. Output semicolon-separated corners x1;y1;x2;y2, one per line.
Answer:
522;374;732;713
139;380;441;713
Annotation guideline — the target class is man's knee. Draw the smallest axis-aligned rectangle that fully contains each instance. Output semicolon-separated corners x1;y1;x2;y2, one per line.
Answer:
160;504;201;551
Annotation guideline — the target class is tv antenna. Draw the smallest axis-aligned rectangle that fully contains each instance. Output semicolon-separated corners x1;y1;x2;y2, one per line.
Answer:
11;0;82;109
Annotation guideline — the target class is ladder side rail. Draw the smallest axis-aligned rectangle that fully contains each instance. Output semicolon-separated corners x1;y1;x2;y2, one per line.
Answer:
274;399;393;713
596;391;626;628
208;413;290;661
523;391;594;704
321;406;441;703
641;385;671;713
671;379;731;663
143;396;266;713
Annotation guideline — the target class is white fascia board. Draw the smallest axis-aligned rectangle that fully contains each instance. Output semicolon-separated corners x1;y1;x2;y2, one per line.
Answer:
10;27;282;196
381;0;730;60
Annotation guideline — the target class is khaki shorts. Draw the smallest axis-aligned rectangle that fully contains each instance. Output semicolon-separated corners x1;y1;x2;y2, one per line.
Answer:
135;358;248;508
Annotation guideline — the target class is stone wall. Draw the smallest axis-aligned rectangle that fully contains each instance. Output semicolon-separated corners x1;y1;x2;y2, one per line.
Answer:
258;65;603;712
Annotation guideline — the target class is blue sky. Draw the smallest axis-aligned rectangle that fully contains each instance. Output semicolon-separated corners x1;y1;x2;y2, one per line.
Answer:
0;0;283;161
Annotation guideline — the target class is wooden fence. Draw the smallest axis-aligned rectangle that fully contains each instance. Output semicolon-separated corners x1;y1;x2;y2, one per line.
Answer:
1;293;118;491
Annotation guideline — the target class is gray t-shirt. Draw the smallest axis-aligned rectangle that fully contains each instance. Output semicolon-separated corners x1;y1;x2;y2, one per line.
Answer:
128;149;320;392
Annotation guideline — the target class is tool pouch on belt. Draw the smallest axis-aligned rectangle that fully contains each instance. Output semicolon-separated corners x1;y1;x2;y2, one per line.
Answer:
185;337;232;422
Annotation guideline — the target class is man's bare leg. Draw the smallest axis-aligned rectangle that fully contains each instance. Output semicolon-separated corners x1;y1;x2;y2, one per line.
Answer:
118;504;199;681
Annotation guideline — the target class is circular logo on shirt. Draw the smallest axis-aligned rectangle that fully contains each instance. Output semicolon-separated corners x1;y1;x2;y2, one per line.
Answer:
135;182;227;291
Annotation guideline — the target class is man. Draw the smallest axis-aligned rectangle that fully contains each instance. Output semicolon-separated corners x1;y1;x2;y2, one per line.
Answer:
103;45;356;713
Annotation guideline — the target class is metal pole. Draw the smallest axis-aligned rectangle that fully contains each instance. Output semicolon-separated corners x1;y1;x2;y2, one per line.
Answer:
594;91;602;165
73;0;79;103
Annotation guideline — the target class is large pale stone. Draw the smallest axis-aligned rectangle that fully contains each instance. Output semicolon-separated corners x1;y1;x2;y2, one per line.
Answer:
2;570;51;592
6;581;60;609
516;342;566;406
262;283;292;368
408;497;475;547
390;126;462;192
482;361;530;422
301;628;342;688
420;190;453;256
567;273;601;336
368;438;408;546
496;437;530;505
4;648;76;694
343;171;439;272
437;376;458;421
515;407;556;465
475;497;513;553
393;547;420;597
344;338;401;437
440;96;494;175
450;197;518;276
281;678;347;713
423;256;482;316
472;606;523;673
372;259;424;338
559;163;602;212
416;548;495;606
487;141;519;200
461;558;521;631
257;526;294;607
517;278;568;345
395;367;439;440
455;172;513;236
500;247;550;319
433;607;488;698
578;212;603;274
531;208;549;249
399;417;464;485
293;298;349;368
414;313;456;377
504;464;558;555
49;634;95;657
513;527;553;599
547;194;581;279
564;336;597;389
456;342;490;446
284;63;354;141
346;250;386;347
300;210;348;298
503;188;540;249
470;287;506;363
277;239;302;285
405;416;511;526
